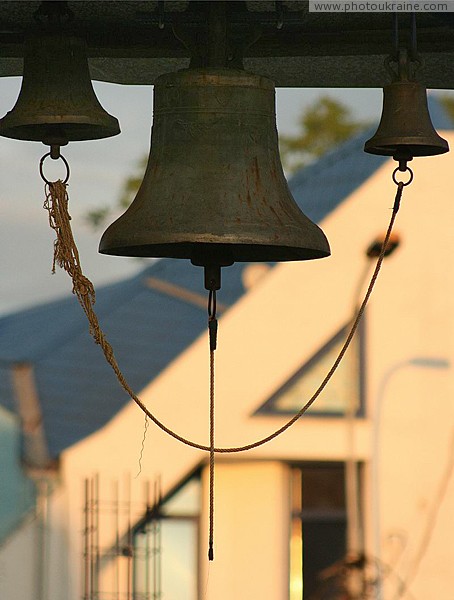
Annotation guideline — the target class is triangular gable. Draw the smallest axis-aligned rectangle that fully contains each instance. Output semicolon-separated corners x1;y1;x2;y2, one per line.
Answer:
256;321;365;417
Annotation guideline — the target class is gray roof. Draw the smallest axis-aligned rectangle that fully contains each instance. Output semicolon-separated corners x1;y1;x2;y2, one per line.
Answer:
0;260;249;456
0;100;450;458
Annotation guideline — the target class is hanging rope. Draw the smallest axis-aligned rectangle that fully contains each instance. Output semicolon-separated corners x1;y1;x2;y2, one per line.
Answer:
207;289;217;561
41;162;408;457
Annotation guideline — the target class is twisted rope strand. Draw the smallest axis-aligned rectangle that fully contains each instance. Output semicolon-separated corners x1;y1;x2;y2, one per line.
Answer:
208;347;215;561
43;179;403;455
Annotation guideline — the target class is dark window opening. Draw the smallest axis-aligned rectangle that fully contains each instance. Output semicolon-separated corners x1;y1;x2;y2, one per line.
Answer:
290;463;361;599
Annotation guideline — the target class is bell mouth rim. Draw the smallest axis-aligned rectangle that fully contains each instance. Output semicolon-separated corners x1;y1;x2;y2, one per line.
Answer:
364;140;449;157
99;240;330;263
0;119;121;143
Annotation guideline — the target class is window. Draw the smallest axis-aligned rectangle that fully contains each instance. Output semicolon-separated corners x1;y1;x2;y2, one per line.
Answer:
256;322;365;417
290;463;351;599
133;473;200;599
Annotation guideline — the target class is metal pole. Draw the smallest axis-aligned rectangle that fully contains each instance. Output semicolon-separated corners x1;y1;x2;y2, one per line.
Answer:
90;477;95;600
95;473;100;599
345;260;372;557
114;480;120;600
144;481;150;600
127;474;132;600
83;479;90;600
372;358;449;599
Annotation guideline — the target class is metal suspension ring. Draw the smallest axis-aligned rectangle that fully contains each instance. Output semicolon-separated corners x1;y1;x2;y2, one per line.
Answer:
40;152;70;185
392;166;413;187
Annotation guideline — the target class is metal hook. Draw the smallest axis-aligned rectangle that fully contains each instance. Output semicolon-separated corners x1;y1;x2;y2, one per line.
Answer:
410;12;418;61
389;13;421;80
392;12;399;58
34;1;74;26
398;48;410;81
208;289;217;320
385;47;422;83
158;0;165;30
275;1;284;30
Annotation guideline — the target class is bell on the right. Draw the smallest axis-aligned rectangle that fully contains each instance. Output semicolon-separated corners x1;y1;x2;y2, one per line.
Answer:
365;48;449;163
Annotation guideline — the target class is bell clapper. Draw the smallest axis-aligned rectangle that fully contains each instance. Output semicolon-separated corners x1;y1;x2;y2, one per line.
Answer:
50;144;61;160
34;1;74;26
50;145;60;160
204;263;221;293
395;155;411;172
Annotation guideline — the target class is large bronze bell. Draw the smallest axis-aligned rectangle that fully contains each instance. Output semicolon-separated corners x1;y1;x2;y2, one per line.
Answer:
99;68;330;270
0;32;120;146
365;51;448;161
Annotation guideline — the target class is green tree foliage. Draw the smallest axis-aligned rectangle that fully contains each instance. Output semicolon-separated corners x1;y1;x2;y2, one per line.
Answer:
279;96;366;174
439;94;454;123
85;155;147;229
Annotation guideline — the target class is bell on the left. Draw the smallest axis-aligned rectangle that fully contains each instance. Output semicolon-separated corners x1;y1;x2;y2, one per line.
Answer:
0;32;120;146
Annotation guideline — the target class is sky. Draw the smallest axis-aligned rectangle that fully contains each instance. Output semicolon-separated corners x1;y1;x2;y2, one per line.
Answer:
0;77;386;316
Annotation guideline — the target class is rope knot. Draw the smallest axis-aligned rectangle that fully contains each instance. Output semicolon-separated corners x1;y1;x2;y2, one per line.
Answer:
73;273;95;300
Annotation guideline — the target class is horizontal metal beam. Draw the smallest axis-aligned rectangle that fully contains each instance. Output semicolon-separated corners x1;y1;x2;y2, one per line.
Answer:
0;2;452;88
